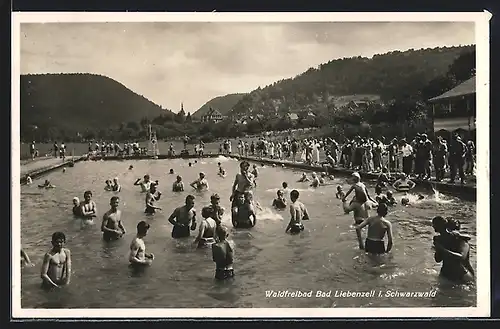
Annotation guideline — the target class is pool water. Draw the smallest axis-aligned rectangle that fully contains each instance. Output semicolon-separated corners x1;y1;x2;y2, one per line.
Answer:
20;156;476;308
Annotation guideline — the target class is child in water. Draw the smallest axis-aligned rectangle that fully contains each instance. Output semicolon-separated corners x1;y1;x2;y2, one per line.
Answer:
104;180;113;191
386;191;397;206
38;180;55;189
336;186;345;199
298;172;310;182
286;189;310;234
72;197;82;217
212;225;234;280
272;190;287;210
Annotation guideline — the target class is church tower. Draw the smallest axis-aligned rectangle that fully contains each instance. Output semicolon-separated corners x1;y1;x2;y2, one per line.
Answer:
181;102;184;112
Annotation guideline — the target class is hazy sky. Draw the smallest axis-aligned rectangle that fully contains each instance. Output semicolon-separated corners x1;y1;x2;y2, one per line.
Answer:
20;22;474;113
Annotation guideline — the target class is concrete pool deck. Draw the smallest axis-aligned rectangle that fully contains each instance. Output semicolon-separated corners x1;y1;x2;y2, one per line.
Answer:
19;153;477;200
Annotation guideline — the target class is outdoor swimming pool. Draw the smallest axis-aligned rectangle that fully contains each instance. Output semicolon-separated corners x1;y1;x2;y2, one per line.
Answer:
20;156;476;308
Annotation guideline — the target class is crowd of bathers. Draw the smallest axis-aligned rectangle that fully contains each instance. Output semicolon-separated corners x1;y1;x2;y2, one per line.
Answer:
21;155;475;291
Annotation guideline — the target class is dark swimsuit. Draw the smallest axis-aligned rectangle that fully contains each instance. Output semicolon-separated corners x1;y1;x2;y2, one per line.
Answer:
365;238;386;254
289;223;305;234
172;225;191;238
103;230;121;241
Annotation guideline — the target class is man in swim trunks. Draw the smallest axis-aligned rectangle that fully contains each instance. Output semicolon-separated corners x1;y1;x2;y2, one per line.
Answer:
101;196;126;241
212;225;234;280
129;221;154;266
272;190;287;210
172;175;184;192
190;172;209;191
286;190;310;234
80;190;97;224
134;175;152;193
168;195;197;238
193;206;218;248
40;232;72;289
230;161;254;207
392;173;416;193
354;203;393;254
145;183;162;215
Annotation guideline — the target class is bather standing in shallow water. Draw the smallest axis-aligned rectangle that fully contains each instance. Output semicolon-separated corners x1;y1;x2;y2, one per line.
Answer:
168;195;197;238
40;232;71;289
354;203;393;254
432;216;474;283
193;206;217;248
212;225;234;280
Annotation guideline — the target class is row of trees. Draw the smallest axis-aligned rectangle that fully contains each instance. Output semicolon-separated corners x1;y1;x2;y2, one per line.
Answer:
21;47;475;144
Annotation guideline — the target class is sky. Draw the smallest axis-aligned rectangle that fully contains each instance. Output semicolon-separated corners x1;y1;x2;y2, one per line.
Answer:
20;22;475;113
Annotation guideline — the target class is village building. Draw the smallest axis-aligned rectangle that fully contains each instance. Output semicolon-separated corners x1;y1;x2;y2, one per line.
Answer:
201;107;224;123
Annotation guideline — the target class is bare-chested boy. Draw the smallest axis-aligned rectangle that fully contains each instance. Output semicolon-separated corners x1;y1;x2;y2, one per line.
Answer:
286;190;310;234
168;195;197;238
80;190;97;225
129;221;154;266
134;174;152;193
101;196;126;241
212;225;235;280
190;172;209;191
40;232;72;289
145;183;162;215
354;203;393;254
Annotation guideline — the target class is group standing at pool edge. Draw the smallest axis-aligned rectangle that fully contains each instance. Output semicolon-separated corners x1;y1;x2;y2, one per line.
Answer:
23;157;475;291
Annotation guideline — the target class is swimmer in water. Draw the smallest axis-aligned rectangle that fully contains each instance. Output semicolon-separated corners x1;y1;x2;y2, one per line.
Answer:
392;173;416;193
232;192;257;228
386;191;397;206
134;175;151;193
62;167;66;173
104;180;113;191
188;162;192;167
297;172;310;183
432;216;474;283
193;206;217;248
168;195;197;238
129;165;133;170
336;186;345;199
231;161;254;207
212;225;234;280
111;177;121;192
286;190;310;234
101;196;126;241
172;175;184;192
26;175;33;185
208;193;225;225
310;172;321;188
72;197;82;217
145;183;162;214
38;179;55;189
129;221;154;266
376;167;391;189
40;232;72;289
190;172;209;191
80;190;97;224
354;203;393;255
169;169;174;174
280;182;290;198
272;190;287;210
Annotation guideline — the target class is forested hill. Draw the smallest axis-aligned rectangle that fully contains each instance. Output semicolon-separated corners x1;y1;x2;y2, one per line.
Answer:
20;73;171;138
229;45;475;117
192;93;246;118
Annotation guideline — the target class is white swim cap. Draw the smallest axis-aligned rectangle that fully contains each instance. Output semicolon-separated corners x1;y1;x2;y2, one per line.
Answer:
73;197;79;202
352;172;361;179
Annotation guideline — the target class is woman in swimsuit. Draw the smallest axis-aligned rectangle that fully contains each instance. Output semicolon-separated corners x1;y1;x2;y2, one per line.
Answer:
212;225;234;280
72;197;82;217
172;175;184;192
193;206;217;248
